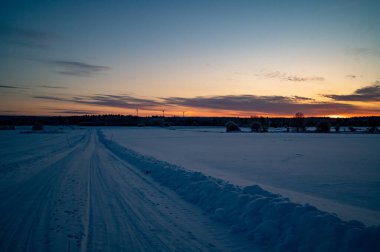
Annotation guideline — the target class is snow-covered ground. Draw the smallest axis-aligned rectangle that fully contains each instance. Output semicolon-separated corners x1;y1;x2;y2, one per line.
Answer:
100;127;380;251
1;127;379;251
102;127;380;226
0;128;254;251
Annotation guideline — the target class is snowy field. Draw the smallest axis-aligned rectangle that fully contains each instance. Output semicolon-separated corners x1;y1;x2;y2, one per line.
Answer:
1;126;379;251
103;127;380;225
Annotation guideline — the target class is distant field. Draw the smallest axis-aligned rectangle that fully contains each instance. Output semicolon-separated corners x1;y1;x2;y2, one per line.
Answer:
103;126;380;225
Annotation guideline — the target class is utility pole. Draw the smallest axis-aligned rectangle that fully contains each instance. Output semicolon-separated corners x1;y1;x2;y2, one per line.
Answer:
162;110;165;117
182;111;186;118
136;108;139;117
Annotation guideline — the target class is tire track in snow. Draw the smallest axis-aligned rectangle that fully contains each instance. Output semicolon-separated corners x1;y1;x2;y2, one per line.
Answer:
0;129;254;252
90;131;252;251
0;131;85;189
85;130;253;251
0;130;92;252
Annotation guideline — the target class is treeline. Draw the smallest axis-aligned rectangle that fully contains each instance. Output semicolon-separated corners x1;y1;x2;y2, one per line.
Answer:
0;114;379;128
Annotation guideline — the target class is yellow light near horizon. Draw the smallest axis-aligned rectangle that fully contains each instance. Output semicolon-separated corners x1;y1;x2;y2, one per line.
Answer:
326;115;347;119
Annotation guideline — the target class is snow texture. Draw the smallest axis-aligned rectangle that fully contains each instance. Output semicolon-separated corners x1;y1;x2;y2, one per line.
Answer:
100;130;380;252
102;127;380;225
1;127;379;251
0;128;255;251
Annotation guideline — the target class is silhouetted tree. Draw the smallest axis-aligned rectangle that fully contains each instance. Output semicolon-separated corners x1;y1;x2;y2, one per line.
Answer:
316;120;331;133
293;112;305;132
258;117;269;132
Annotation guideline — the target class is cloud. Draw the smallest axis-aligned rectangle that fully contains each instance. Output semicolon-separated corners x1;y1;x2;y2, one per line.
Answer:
32;95;69;102
0;85;28;89
36;85;67;89
0;23;58;49
257;71;325;82
0;85;21;89
346;75;358;79
33;92;378;116
1;84;66;91
0;110;19;114
324;82;380;102
162;95;355;115
34;94;163;110
293;96;314;101
48;108;99;115
71;94;163;109
40;60;110;77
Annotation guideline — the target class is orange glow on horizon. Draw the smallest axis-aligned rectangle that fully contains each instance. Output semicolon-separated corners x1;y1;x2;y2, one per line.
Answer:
1;100;378;118
47;108;378;118
325;115;347;119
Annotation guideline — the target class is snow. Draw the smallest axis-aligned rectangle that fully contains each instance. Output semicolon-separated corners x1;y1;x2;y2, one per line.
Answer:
1;126;379;251
102;127;380;226
0;128;255;251
99;130;380;251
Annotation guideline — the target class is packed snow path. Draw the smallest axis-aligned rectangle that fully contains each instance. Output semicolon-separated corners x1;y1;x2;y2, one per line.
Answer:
0;130;252;252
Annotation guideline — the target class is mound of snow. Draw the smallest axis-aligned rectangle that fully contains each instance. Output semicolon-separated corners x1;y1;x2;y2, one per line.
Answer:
99;131;380;251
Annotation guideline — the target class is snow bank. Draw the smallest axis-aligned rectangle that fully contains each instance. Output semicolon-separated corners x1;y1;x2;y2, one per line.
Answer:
101;127;380;219
99;131;380;251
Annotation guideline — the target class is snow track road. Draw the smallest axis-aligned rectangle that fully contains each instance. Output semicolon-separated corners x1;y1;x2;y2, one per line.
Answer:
0;130;253;252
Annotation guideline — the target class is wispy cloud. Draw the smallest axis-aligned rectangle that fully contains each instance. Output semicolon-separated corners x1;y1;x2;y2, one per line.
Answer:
48;108;99;115
324;82;380;102
35;85;67;89
1;84;66;91
256;71;325;82
0;110;19;114
32;95;69;102
40;60;110;77
33;94;163;110
346;74;363;80
162;95;354;115
0;85;28;89
71;94;163;109
0;85;21;89
0;23;58;49
33;92;379;116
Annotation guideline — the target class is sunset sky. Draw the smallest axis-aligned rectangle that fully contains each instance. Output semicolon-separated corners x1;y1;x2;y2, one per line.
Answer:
1;0;379;117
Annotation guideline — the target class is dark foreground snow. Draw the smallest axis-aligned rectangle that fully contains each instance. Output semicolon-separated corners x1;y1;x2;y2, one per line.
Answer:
0;129;253;251
100;131;380;252
0;128;379;251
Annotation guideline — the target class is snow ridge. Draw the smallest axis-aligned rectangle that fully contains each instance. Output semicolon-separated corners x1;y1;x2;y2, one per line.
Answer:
99;131;380;252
